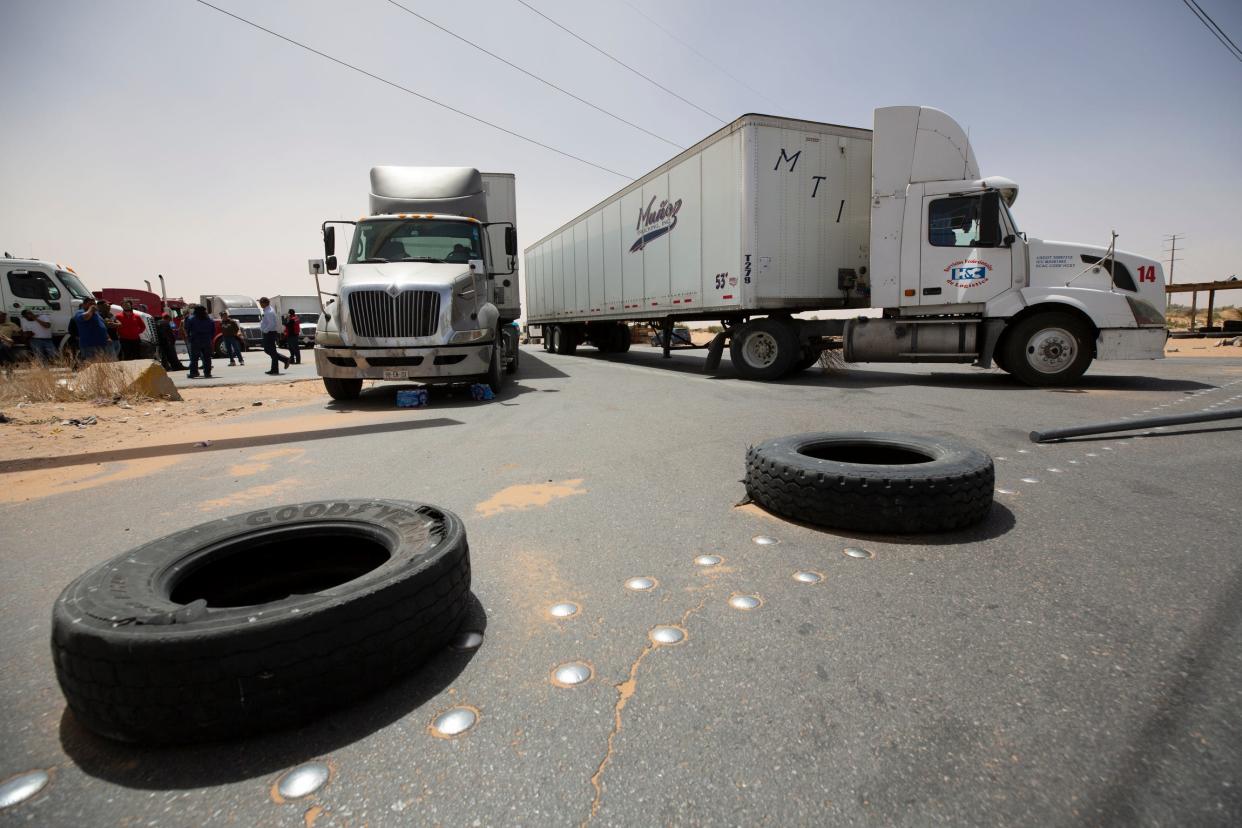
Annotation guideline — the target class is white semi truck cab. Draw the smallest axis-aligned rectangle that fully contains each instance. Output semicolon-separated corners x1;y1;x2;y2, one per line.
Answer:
312;167;519;400
846;106;1167;383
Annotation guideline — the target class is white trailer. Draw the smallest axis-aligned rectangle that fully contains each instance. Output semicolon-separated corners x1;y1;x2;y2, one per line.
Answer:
524;107;1167;385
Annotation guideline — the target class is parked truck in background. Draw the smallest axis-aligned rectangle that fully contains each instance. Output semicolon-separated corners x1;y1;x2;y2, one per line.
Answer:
270;294;321;349
524;106;1167;386
311;166;520;400
199;294;263;352
1;256;96;351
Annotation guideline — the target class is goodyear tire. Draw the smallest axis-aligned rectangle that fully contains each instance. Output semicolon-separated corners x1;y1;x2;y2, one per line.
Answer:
323;377;363;400
744;432;994;533
51;499;471;744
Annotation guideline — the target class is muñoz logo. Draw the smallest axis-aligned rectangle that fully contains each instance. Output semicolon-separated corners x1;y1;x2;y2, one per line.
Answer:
945;259;991;288
629;195;682;253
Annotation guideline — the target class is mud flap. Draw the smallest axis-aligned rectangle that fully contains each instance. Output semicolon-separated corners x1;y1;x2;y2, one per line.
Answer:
704;331;728;372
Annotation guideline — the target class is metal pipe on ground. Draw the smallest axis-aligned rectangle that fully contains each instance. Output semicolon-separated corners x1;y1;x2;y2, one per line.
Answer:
1030;407;1242;443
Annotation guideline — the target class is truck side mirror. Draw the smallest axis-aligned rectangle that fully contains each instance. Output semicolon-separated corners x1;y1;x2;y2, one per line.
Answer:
324;226;336;257
505;226;517;257
326;255;338;273
979;191;1001;247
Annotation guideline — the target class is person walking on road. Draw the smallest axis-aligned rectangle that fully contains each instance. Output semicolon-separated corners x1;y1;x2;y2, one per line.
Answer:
117;300;147;361
283;308;302;365
219;310;244;366
258;297;290;375
185;305;215;379
155;313;185;371
20;309;56;363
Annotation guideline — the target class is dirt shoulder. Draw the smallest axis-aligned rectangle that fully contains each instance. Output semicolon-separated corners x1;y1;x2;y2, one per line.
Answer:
1165;339;1242;358
0;379;329;463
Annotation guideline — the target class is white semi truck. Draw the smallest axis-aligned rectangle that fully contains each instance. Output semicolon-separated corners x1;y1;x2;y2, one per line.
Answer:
1;257;96;349
524;107;1167;385
311;167;520;400
270;294;321;349
199;294;263;351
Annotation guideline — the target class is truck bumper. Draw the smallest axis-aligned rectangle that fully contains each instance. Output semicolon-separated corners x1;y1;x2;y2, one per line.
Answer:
1096;327;1166;360
315;343;492;381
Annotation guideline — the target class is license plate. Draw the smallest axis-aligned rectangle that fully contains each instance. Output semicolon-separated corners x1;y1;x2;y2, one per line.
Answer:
382;369;407;380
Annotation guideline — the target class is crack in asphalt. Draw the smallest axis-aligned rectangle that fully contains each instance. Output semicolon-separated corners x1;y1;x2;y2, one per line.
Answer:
585;595;710;824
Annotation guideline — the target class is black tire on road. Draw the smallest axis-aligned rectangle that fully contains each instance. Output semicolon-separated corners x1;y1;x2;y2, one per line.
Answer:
51;499;471;744
730;318;799;381
1001;312;1093;387
558;326;578;356
744;432;994;533
613;324;631;353
323;377;363;400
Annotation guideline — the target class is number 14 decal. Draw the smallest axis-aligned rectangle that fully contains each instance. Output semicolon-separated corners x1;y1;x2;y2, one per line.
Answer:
1137;265;1158;283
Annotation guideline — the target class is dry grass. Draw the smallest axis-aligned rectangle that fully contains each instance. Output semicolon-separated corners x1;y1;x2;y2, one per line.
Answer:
0;355;138;406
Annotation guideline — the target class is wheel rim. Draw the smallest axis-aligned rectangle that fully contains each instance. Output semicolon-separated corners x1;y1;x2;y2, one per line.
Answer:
741;331;780;368
1025;327;1077;374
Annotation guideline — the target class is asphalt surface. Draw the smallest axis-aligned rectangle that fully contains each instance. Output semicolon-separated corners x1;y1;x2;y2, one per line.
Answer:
169;343;313;387
2;346;1240;826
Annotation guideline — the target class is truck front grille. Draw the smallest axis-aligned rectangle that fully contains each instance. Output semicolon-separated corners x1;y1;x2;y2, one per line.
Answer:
347;290;440;338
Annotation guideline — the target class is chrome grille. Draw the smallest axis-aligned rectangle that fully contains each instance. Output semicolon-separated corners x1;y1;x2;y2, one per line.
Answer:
347;290;440;338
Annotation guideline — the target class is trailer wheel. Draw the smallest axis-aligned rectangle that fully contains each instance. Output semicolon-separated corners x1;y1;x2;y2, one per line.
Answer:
745;432;994;533
730;318;798;380
1002;312;1093;386
51;499;471;744
613;324;631;353
558;326;578;356
323;377;363;400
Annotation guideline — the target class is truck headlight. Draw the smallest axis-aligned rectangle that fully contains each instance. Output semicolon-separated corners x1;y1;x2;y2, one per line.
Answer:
449;329;492;344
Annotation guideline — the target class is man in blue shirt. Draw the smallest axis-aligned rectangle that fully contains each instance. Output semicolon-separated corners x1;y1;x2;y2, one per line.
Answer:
74;298;112;362
184;305;217;379
258;296;291;375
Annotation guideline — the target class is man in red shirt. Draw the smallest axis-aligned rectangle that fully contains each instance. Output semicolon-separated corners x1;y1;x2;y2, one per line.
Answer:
117;300;147;361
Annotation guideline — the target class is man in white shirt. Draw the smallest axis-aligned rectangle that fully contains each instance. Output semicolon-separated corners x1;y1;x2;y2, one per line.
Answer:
258;297;291;375
20;309;56;362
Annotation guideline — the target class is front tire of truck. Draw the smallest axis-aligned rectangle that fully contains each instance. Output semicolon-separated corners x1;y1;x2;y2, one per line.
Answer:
323;377;363;400
730;318;799;381
1002;312;1093;387
485;340;506;394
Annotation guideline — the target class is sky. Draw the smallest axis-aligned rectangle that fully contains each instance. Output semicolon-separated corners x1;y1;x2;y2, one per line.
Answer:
2;0;1241;312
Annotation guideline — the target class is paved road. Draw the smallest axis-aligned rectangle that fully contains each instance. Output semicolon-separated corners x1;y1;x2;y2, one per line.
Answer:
169;345;315;387
3;347;1240;826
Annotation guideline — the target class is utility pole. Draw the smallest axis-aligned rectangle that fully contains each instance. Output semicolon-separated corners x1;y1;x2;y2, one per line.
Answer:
1162;234;1184;313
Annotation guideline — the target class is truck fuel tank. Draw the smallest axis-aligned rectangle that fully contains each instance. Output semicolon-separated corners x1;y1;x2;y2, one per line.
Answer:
843;317;978;363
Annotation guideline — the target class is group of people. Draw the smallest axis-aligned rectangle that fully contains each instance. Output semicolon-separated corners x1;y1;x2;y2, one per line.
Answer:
70;297;151;362
1;297;306;379
172;297;302;379
0;309;56;368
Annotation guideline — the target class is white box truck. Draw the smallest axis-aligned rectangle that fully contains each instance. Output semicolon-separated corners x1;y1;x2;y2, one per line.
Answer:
524;107;1167;385
1;256;97;351
311;167;520;400
199;294;263;351
270;294;321;349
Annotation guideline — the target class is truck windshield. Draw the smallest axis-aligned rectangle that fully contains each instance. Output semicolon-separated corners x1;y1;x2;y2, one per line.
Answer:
230;310;261;322
55;270;94;301
297;313;319;323
349;219;482;264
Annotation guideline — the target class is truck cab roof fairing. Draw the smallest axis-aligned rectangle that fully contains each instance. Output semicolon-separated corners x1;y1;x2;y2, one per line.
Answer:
872;106;980;196
369;166;489;221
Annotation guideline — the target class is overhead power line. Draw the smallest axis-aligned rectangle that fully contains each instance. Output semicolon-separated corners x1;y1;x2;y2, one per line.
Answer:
1181;0;1242;61
190;0;634;179
383;0;683;149
513;0;725;123
618;0;785;112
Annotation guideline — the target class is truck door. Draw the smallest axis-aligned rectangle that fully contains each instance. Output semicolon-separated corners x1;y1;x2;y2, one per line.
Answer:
5;266;62;318
920;192;1011;306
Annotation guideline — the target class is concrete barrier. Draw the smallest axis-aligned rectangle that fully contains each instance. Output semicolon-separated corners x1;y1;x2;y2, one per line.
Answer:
79;360;182;401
